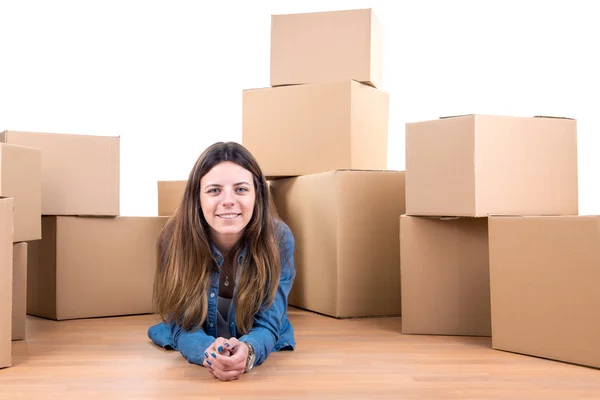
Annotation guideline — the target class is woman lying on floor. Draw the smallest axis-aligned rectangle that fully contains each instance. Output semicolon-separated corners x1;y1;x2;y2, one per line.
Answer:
147;141;296;381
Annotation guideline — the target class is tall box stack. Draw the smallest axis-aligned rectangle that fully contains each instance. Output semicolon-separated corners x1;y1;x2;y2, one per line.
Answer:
242;8;405;318
1;130;168;322
400;115;578;336
400;115;598;369
0;137;42;345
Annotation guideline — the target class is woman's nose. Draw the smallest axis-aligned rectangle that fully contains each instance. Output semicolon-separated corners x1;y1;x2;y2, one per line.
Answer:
222;189;235;205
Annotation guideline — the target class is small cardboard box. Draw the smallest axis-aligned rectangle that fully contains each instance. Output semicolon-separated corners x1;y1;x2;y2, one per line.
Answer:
0;143;41;242
243;80;389;178
270;8;383;88
489;216;600;369
270;170;405;318
27;216;168;320
400;215;491;336
405;115;578;217
157;180;187;216
1;130;119;216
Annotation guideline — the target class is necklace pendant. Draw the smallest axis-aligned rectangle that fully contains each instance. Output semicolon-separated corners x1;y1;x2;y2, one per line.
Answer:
224;277;229;287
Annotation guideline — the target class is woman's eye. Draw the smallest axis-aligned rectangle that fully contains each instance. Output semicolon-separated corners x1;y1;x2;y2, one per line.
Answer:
236;187;248;193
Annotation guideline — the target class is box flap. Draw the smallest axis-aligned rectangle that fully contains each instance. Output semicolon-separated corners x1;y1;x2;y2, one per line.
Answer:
533;115;575;120
439;114;475;119
335;168;403;173
437;114;575;121
271;8;373;18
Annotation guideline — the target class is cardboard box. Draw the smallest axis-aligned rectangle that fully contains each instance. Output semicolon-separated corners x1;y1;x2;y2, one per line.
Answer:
243;81;389;177
12;243;27;341
405;115;578;217
1;130;119;216
157;180;187;216
0;143;42;242
270;8;383;88
270;170;405;318
400;215;491;336
27;216;168;320
489;216;600;369
0;197;14;368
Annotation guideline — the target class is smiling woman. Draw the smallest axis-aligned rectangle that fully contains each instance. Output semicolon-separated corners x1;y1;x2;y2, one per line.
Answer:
148;141;296;382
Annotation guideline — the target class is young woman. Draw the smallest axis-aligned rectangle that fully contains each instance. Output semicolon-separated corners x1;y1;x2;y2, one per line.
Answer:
147;141;296;381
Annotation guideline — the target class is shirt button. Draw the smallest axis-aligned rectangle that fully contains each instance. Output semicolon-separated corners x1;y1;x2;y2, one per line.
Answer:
210;293;215;298
209;323;214;327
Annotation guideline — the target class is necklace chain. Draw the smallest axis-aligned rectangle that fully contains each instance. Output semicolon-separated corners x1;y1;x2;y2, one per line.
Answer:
222;259;234;287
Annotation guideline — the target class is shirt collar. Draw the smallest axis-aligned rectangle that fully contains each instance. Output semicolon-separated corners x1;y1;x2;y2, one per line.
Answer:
210;242;247;265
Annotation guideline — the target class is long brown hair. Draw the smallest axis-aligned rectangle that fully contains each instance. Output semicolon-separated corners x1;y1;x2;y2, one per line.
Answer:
152;141;281;334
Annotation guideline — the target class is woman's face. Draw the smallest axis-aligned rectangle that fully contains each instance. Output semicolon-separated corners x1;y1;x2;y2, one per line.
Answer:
200;161;256;249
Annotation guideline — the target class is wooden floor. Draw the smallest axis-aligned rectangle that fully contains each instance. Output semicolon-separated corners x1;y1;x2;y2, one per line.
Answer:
1;307;599;399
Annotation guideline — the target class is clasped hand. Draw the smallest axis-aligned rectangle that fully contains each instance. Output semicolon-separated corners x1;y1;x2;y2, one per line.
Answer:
202;337;249;381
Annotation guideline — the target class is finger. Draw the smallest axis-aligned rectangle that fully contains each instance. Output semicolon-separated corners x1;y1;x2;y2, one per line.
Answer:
205;338;230;360
203;356;215;373
223;337;240;351
213;337;233;357
211;365;246;381
209;352;245;371
213;337;228;354
227;341;249;364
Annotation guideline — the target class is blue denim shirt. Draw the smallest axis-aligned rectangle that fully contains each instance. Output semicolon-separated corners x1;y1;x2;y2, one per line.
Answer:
147;219;296;367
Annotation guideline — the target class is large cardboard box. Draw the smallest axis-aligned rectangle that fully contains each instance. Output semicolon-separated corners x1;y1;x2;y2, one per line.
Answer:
489;216;600;369
0;197;14;368
270;8;383;88
27;216;168;320
405;115;578;217
0;130;119;216
243;81;389;177
270;170;405;318
400;215;491;336
12;243;27;341
0;143;41;242
157;180;187;216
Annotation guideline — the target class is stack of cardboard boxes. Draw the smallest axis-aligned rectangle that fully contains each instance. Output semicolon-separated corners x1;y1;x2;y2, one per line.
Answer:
401;115;599;368
0;130;169;369
0;137;41;369
243;8;405;319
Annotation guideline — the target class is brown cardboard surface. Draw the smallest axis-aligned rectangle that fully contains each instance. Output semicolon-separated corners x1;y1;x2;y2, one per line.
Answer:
0;197;14;368
405;115;578;217
0;143;42;242
400;215;491;336
157;180;187;216
270;170;405;318
243;81;389;177
270;8;383;88
11;243;26;341
27;216;168;320
0;130;119;216
489;216;600;369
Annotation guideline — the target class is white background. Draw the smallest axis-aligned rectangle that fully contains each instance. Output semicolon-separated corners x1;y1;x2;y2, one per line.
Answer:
1;0;598;216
